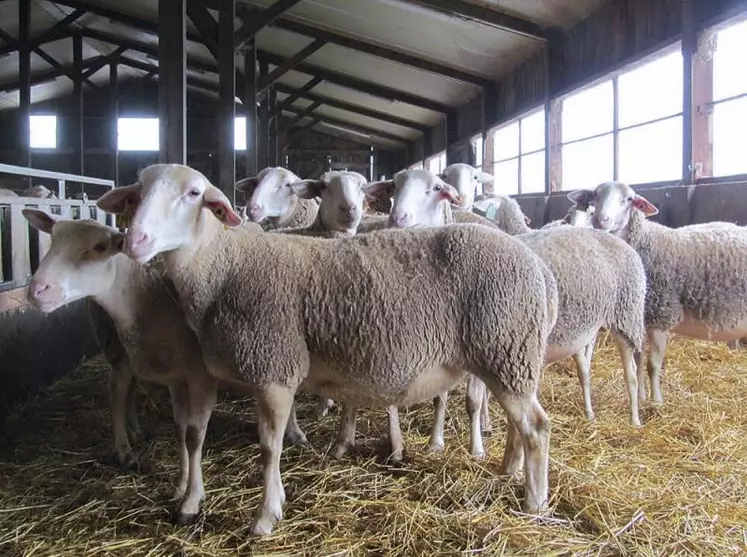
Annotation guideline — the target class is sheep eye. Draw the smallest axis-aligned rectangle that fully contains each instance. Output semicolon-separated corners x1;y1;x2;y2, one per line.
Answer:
474;175;479;180
93;242;107;253
434;184;442;191
188;188;200;197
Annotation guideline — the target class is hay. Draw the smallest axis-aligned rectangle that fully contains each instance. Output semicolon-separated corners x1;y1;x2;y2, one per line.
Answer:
1;334;746;556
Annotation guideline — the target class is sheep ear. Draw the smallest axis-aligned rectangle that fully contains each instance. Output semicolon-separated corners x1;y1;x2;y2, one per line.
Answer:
203;185;243;227
363;179;395;200
22;208;58;234
632;195;658;217
524;215;531;225
566;189;594;209
97;183;142;214
234;176;259;194
478;172;494;184
289;179;325;199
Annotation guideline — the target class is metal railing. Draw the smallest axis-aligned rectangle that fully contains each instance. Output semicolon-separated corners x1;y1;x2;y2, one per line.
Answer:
0;165;116;293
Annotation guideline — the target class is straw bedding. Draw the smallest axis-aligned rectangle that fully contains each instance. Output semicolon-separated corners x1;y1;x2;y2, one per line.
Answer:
0;333;746;556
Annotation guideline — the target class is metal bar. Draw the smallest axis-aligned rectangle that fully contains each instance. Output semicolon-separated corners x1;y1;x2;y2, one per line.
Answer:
73;33;84;174
271;18;493;87
219;0;236;196
243;43;258;177
399;0;546;41
110;62;119;183
0;163;115;186
158;0;187;164
257;38;325;93
274;76;323;114
235;0;303;48
82;45;127;79
32;8;85;45
18;0;30;168
682;0;696;184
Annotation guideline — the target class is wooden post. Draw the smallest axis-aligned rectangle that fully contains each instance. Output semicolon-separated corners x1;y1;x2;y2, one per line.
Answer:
158;0;187;164
218;0;236;197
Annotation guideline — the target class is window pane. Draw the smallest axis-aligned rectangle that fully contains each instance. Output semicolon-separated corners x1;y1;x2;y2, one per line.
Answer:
618;50;683;128
562;80;613;143
29;115;57;149
521;109;545;154
493;158;519;195
438;152;447;173
713;18;747;102
118;117;159;151
471;135;483;168
235;117;246;150
618;116;682;184
520;150;546;194
409;161;423;170
561;134;613;190
713;96;747;176
491;121;520;161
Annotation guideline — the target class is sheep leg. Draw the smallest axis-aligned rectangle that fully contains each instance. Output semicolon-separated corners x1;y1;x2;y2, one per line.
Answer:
174;376;217;526
107;363;138;470
572;351;595;421
465;377;486;458
634;348;646;402
499;422;524;476
614;336;641;427
387;406;405;462
495;391;550;514
168;382;190;501
125;378;144;444
314;396;335;416
646;329;668;405
426;393;447;453
480;388;492;432
284;403;308;446
250;383;295;536
331;404;357;458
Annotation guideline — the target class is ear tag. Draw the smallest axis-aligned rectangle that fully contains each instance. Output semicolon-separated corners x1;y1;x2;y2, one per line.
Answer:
485;203;497;221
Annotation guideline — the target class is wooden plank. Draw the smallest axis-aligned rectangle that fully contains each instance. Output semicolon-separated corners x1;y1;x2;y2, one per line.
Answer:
10;204;30;286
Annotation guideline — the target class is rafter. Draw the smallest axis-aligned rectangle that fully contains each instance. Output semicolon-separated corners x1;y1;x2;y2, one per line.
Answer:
235;0;303;48
257;38;325;94
0;56;102;93
283;106;409;143
280;100;321;135
274;76;323;113
32;8;85;45
81;45;127;79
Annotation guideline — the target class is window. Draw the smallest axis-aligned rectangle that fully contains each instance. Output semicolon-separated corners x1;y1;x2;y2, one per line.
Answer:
118;117;159;151
712;18;747;176
409;161;424;170
470;134;483;168
426;151;447;174
235;117;246;151
29;115;57;149
487;108;546;195
560;47;683;189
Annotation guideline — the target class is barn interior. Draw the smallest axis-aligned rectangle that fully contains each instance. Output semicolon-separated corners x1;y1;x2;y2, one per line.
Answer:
1;0;747;554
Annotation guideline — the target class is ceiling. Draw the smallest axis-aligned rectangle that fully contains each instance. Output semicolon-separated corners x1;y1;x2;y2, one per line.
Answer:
0;0;610;150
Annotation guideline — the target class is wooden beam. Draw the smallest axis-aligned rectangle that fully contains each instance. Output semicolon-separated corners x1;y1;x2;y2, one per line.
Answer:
268;86;278;165
257;38;325;94
81;45;127;79
274;84;430;132
0;56;101;93
18;0;30;168
235;0;303;48
0;25;16;48
682;0;696;184
218;0;236;196
0;28;74;57
32;44;98;89
243;43;258;176
274;76;323;113
261;51;451;113
258;58;270;169
32;8;85;46
283;107;408;144
72;33;84;174
158;0;186;164
400;0;546;41
445;110;458;164
280;101;321;135
270;18;493;87
110;61;119;183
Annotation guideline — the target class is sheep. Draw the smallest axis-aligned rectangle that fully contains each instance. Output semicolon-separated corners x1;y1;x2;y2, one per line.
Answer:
568;181;747;406
0;188;18;197
98;163;559;535
22;210;308;525
234;167;319;230
439;163;495;210
24;184;57;198
542;205;595;229
389;181;647;427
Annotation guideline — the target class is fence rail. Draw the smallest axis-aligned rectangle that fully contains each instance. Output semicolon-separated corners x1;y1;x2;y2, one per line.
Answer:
0;163;115;199
0;196;114;293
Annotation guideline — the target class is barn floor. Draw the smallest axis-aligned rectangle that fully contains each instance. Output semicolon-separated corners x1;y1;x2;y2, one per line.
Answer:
0;336;746;556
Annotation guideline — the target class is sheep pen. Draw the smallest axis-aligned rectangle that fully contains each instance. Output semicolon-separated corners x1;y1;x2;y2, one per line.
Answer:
0;334;745;555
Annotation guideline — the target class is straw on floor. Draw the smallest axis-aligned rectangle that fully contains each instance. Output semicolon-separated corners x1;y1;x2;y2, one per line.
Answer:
0;333;746;556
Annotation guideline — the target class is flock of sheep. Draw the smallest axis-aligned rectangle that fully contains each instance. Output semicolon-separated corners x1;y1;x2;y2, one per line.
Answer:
18;162;747;536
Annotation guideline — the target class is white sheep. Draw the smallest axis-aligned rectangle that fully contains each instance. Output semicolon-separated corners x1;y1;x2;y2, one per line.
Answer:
439;163;495;210
98;163;559;535
234;167;319;230
378;175;647;427
22;209;308;525
568;181;747;405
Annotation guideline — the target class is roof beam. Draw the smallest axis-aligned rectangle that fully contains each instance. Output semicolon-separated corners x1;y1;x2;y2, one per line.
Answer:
32;8;85;45
280;100;321;135
0;25;16;48
81;45;127;79
274;83;430;132
257;38;325;94
399;0;546;41
261;51;452;113
0;56;101;93
269;18;493;87
274;76;323;113
283;106;409;143
0;27;75;57
32;44;99;89
235;0;303;48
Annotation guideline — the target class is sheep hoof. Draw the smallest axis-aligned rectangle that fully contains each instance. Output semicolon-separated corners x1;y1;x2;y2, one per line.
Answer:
331;441;353;459
250;516;276;536
387;449;404;463
522;498;549;515
631;418;642;428
585;412;596;422
172;485;187;501
173;511;199;526
426;441;445;454
284;430;308;446
106;450;139;472
471;450;486;460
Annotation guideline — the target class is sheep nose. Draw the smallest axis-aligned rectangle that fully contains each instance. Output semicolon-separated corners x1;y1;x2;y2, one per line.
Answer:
249;203;261;214
599;214;610;223
128;229;150;248
389;212;410;228
30;280;50;299
339;204;356;215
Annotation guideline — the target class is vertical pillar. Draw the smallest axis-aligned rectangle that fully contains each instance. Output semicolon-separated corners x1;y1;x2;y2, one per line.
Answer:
158;0;186;164
546;99;563;192
445;110;458;165
481;85;498;192
423;128;433;162
257;57;270;170
110;62;119;184
218;0;236;196
243;42;257;176
681;0;696;183
72;33;84;175
18;0;30;168
268;85;278;166
692;31;716;179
